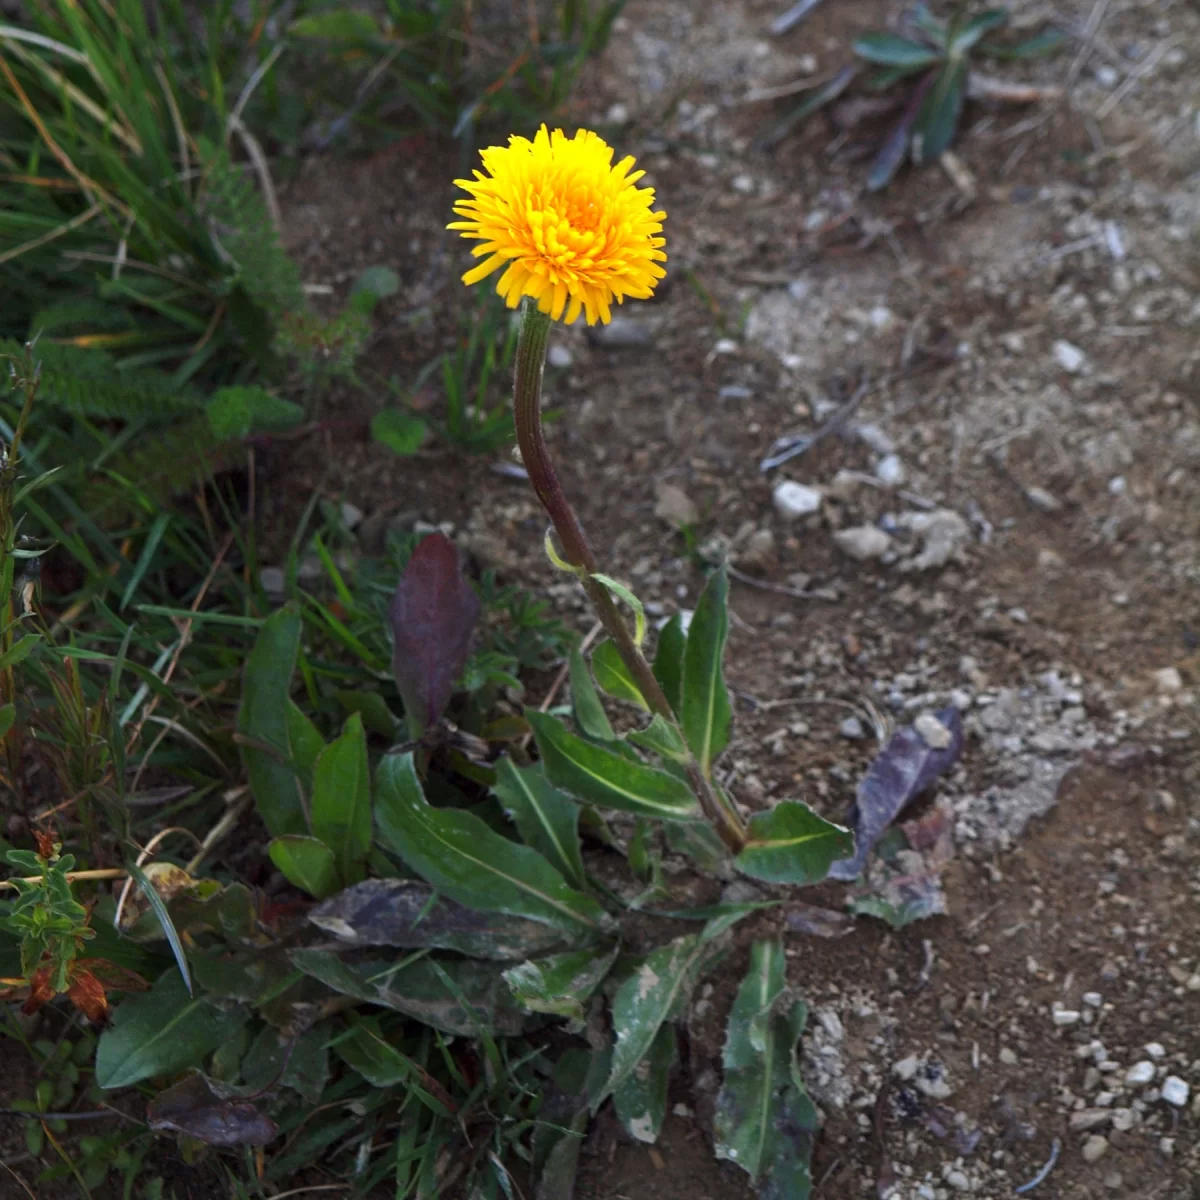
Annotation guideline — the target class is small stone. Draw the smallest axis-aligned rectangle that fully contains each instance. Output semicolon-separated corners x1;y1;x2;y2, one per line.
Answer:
875;454;906;487
1053;1009;1082;1027
893;1054;921;1081
1095;64;1119;87
834;525;892;561
854;423;895;455
945;1169;970;1191
1125;1061;1155;1086
1107;475;1126;496
1152;667;1183;695
914;713;953;749
340;502;364;530
259;566;286;597
897;508;970;571
1026;486;1062;513
589;315;653;348
654;482;699;529
1070;1109;1111;1132
731;173;755;195
840;716;866;740
1082;992;1103;1008
1144;1042;1166;1060
1110;1108;1135;1132
606;102;630;123
999;1047;1019;1066
1082;1135;1109;1164
547;344;573;368
1161;1076;1189;1107
773;481;823;519
737;528;777;572
1052;339;1087;374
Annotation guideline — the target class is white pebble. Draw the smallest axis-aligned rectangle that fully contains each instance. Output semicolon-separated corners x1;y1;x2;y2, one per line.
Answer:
1144;1042;1166;1060
772;480;823;519
834;525;892;561
547;344;573;368
1125;1061;1155;1086
1052;339;1087;374
875;453;906;486
1082;992;1102;1008
892;1054;920;1081
914;713;953;749
1161;1077;1189;1107
1152;667;1183;695
1082;1135;1109;1163
1053;1009;1082;1027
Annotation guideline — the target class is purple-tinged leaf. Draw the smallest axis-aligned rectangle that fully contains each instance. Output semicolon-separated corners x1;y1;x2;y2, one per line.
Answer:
147;1073;277;1147
389;533;481;736
829;708;963;880
867;69;937;192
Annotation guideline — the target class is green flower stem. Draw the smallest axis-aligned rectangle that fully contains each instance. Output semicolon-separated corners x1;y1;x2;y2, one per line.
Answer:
513;302;746;853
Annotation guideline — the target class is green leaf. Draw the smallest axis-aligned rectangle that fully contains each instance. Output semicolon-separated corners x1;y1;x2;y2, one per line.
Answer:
335;689;398;737
374;753;614;938
949;8;1007;54
569;646;614;741
240;1024;329;1104
589;574;646;646
349;266;400;315
601;916;735;1104
0;704;14;740
125;861;192;997
206;386;303;440
715;940;818;1196
333;1021;451;1116
664;820;730;874
95;972;247;1090
285;700;326;796
268;835;340;900
613;1023;675;1144
979;28;1066;59
853;33;942;67
652;615;686;717
592;641;649;711
238;605;307;838
371;408;428;456
734;802;854;885
628;714;688;766
310;713;372;887
493;758;587;891
680;567;732;777
290;10;379;40
503;942;620;1021
289;949;528;1036
911;57;967;163
0;633;40;671
526;711;699;820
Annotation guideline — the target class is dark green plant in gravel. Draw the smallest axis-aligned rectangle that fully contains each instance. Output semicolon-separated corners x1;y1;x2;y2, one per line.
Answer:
760;3;1064;188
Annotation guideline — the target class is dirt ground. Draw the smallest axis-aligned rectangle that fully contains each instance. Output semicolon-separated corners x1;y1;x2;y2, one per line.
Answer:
272;0;1200;1195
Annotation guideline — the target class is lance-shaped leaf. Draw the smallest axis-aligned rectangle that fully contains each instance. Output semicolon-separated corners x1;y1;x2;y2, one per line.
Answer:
333;1020;452;1116
310;713;372;887
592;640;649;711
614;1023;676;1144
309;877;564;960
979;27;1066;59
503;942;620;1021
389;532;481;737
949;7;1007;54
147;1073;277;1147
853;31;943;67
526;711;698;820
238;604;307;837
268;834;340;900
601;913;740;1104
652;614;686;716
493;758;587;891
911;57;967;163
828;707;963;881
715;940;819;1196
95;972;248;1090
289;948;527;1036
374;753;614;938
680;566;732;777
735;801;854;885
569;646;614;741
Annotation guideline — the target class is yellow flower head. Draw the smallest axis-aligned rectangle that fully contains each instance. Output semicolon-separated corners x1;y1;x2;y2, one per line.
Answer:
449;125;667;326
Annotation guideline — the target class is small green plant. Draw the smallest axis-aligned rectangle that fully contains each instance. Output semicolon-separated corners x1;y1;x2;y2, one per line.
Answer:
760;3;1064;188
